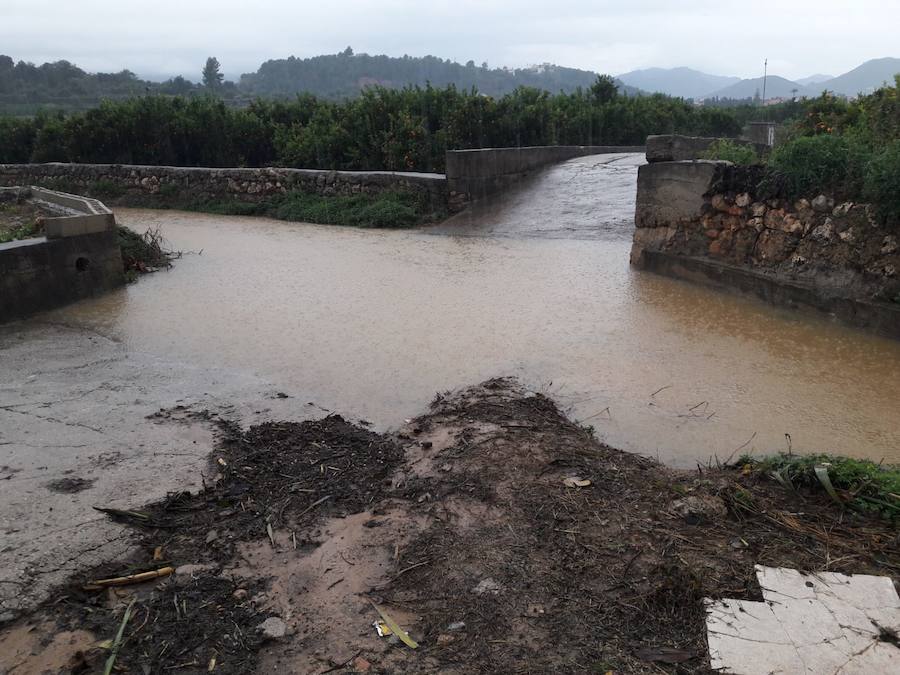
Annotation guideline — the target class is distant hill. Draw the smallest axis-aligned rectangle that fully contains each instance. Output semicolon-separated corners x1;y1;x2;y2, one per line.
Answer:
239;51;638;98
795;73;834;87
703;58;899;102
705;75;803;101
0;51;640;115
814;57;900;96
0;54;213;114
616;67;739;99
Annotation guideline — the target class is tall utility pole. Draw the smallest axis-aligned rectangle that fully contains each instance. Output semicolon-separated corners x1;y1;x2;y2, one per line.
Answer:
761;58;768;107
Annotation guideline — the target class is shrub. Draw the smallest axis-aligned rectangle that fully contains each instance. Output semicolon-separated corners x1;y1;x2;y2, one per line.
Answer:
88;180;125;199
767;134;870;199
740;453;899;520
701;139;758;165
864;140;900;228
0;117;37;162
273;190;422;228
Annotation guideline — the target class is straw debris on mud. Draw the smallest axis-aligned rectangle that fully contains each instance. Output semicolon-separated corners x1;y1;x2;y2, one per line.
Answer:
2;379;897;674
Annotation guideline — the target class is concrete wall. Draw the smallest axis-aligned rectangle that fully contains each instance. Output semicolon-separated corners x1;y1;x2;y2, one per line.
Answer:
446;145;644;209
0;187;123;323
631;160;900;338
1;231;124;323
0;163;448;211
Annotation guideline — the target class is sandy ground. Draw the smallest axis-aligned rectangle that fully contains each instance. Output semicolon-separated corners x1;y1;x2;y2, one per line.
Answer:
0;320;329;620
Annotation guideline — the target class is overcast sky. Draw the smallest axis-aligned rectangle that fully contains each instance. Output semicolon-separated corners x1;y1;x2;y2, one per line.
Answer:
3;0;898;81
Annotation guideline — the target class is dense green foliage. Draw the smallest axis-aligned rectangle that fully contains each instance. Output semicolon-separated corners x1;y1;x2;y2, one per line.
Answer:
768;134;858;196
702;139;758;165
864;140;900;225
0;85;742;172
761;76;900;226
0;55;232;114
741;453;900;520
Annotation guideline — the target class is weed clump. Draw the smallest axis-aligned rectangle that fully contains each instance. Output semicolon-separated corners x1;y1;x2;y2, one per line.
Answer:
117;225;178;279
739;453;900;520
185;189;439;228
702;139;758;165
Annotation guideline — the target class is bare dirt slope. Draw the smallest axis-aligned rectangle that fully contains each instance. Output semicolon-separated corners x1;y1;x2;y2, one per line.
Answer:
1;379;897;674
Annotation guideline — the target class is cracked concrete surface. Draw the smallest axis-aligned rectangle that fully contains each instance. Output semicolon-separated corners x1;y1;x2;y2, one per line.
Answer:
706;565;900;674
0;320;325;619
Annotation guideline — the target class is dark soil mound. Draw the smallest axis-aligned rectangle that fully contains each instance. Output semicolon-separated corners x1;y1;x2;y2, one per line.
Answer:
4;381;897;674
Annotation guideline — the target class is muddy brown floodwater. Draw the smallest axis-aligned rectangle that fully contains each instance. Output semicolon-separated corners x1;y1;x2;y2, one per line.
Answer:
35;154;900;466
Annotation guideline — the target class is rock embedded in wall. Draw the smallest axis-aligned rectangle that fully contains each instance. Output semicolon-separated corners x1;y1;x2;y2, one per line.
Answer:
632;161;900;321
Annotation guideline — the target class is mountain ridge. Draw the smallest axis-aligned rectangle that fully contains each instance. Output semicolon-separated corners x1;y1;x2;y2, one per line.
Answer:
615;67;738;99
618;58;899;101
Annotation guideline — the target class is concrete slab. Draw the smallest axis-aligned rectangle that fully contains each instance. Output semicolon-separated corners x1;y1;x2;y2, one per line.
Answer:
706;565;900;674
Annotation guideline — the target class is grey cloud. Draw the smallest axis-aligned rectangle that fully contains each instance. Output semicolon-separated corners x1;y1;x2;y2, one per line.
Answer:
1;0;897;80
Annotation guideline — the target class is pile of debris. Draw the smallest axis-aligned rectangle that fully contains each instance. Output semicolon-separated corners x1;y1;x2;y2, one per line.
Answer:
1;379;897;673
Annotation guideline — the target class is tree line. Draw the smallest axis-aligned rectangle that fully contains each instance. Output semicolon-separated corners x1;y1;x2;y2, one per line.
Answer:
0;50;642;115
0;81;742;172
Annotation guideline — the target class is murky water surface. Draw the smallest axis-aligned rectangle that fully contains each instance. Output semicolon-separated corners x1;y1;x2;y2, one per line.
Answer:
46;154;900;466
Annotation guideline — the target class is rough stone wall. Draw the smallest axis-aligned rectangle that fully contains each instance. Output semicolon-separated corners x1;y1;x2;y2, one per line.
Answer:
632;160;900;336
0;163;449;210
446;145;645;210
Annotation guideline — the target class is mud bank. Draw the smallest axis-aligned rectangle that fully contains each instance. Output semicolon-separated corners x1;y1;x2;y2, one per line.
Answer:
2;379;897;674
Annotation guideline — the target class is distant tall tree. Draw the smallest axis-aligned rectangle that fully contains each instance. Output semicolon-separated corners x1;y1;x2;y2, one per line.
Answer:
202;57;223;89
590;74;618;104
340;46;354;57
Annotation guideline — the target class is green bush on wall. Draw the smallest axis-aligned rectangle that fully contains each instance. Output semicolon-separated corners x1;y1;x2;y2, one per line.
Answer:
767;134;859;198
701;139;758;165
864;140;900;227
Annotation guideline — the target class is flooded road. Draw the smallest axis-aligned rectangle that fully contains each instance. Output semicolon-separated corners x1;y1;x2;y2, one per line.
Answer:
36;154;900;466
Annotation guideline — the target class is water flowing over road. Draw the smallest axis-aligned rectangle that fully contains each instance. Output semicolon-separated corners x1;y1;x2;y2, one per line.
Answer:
5;152;900;614
21;153;898;466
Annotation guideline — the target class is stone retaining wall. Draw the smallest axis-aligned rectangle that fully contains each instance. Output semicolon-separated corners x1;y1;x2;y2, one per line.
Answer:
0;163;449;210
446;145;645;209
631;161;900;338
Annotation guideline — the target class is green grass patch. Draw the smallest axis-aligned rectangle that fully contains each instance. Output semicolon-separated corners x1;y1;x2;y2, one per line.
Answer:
739;453;900;521
80;184;440;229
272;191;425;228
864;139;900;227
0;218;40;243
178;189;442;229
0;199;42;243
